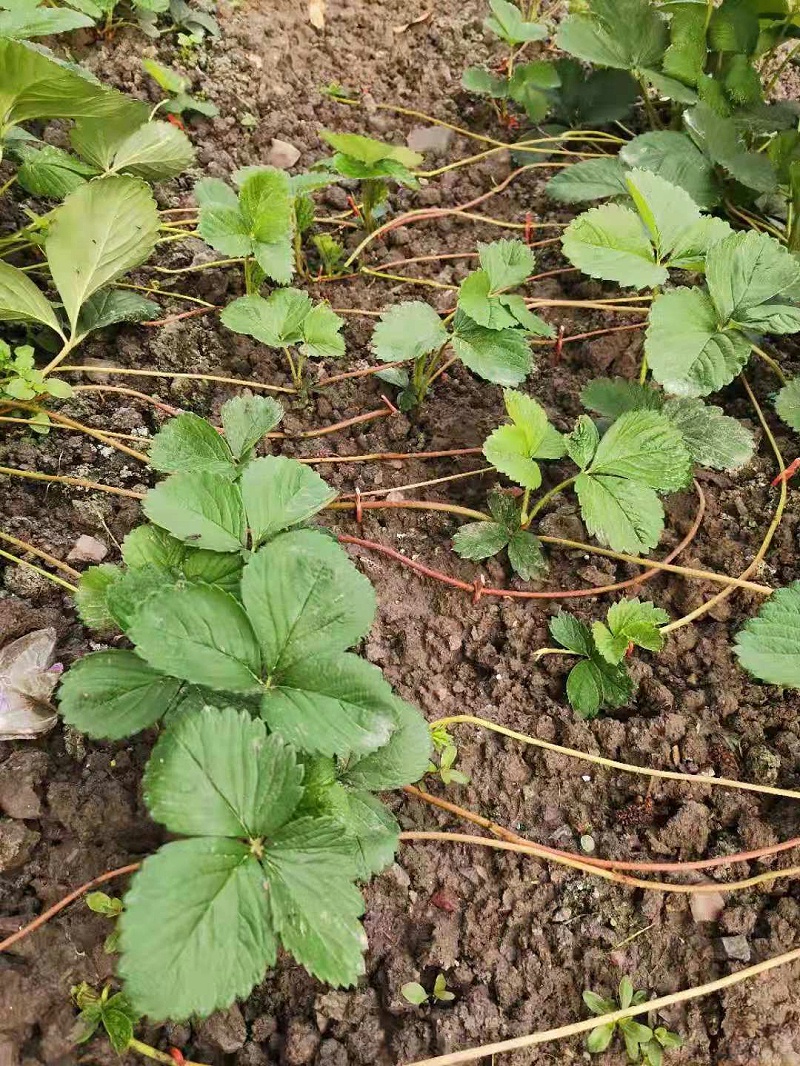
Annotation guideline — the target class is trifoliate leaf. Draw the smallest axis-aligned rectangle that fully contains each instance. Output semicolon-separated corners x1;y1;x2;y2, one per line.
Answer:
591;622;630;664
144;707;303;837
127;584;261;691
240;456;336;548
220;394;283;460
566;415;600;468
645;287;752;397
75;564;121;631
556;0;668;71
451;310;533;385
507;529;548;580
119;838;274;1020
301;302;345;360
620;130;721;210
575;473;664;554
589;410;692;492
662;397;754;470
546;156;628;203
487;489;519;527
458;270;517;330
261;817;366;986
596;597;668;663
452;521;510;560
483;388;565;488
561;203;665;289
261;652;397;757
734;583;800;687
148;413;236;478
624;168;701;261
143;471;246;552
58;650;183;739
341;698;432;790
221;289;311;348
485;0;547;44
478;239;535;290
705;230;800;325
684;103;777;193
241;530;375;674
566;657;634;718
371;301;449;362
549;613;594;657
775;378;800;433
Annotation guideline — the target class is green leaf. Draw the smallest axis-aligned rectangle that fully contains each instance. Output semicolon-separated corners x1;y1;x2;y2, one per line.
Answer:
662;1;706;85
105;565;173;632
58;649;183;739
641;68;698;103
86;890;123;916
498;295;553;337
566;415;600;469
709;0;759;53
684;103;777;194
479;238;535;290
14;143;96;200
507;529;548;580
625;168;701;262
561;203;665;289
241;456;336;547
371;301;449;363
0;260;62;335
620;130;721;210
665;215;733;272
483;425;542;489
100;994;137;1053
241;530;375;674
340;789;399;878
341;698;432;790
262;817;365;986
108;120;194;181
121;524;186;570
775;378;800;433
555;0;667;71
645;287;753;397
459;270;517;330
142;57;186;94
662;396;754;470
149;413;235;478
320;130;422;169
128;584;261;691
451;310;532;385
143;472;246;552
75;563;120;631
484;388;564;485
261;652;397;757
575;473;664;554
705;230;800;326
452;520;510;560
737;303;800;335
119;838;274;1020
221;394;283;460
76;289;159;336
180;548;243;594
549;612;594;657
196;180;252;257
546;156;629;203
46;176;159;333
402;982;429;1006
485;0;547;44
603;597;668;657
550;59;638;127
70;112;146;172
238;167;294;244
734;582;800;687
591;620;629;665
461;66;510;98
586;1023;616;1053
301;301;345;360
221;289;311;348
144;706;303;837
589;410;691;491
0;4;93;38
583;989;616;1015
567;657;634;718
507;61;560;121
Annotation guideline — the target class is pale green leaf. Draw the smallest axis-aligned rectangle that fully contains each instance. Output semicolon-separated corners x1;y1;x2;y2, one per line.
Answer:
105;565;174;632
624;168;701;261
589;410;692;492
478;238;535;290
497;295;554;337
561;203;665;289
546;156;628;203
122;525;187;569
58;649;183;739
662;396;754;470
148;413;235;477
462;67;510;97
587;1024;616;1053
46;176;159;332
371;301;449;363
737;303;800;334
775;378;800;433
108;120;194;181
238;167;294;244
221;394;283;460
0;260;62;335
261;652;397;757
566;415;600;468
451;310;532;385
143;472;246;552
241;530;375;674
591;621;630;664
241;455;336;547
458;270;517;329
641;68;698;103
503;388;565;457
549;613;593;656
665;216;733;272
75;563;120;631
705;230;800;325
452;520;510;560
320;130;421;169
221;289;311;347
620;130;721;210
734;582;800;687
483;425;542;489
0;4;93;38
119;838;274;1020
144;706;303;837
127;584;261;691
262;817;366;986
71;112;147;172
645;287;752;398
485;0;547;44
341;698;431;790
556;0;668;70
605;597;668;654
301;302;345;360
575;473;664;553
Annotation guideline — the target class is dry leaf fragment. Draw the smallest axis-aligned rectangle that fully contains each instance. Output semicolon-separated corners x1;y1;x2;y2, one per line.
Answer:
394;10;431;33
0;628;60;740
308;0;325;29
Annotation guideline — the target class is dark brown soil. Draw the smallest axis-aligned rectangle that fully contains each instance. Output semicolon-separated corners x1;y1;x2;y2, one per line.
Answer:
3;3;800;1065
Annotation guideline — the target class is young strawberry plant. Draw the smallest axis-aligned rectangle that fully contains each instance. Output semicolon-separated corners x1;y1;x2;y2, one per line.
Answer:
142;58;219;120
59;399;432;1018
317;130;423;231
220;287;345;390
584;977;682;1063
372;239;551;410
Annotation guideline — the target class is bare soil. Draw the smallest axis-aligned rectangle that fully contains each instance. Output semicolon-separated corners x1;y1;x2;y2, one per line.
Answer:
2;2;800;1065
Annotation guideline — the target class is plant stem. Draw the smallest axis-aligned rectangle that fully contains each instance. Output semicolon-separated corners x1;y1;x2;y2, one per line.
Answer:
243;256;259;295
525;475;577;523
638;354;648;384
751;342;787;385
0;465;145;500
637;76;661;130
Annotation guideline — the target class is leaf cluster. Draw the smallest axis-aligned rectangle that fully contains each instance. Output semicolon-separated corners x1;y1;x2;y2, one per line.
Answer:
401;973;456;1006
71;983;138;1055
318;129;423;188
0;339;71;409
142;57;219;118
584;977;682;1064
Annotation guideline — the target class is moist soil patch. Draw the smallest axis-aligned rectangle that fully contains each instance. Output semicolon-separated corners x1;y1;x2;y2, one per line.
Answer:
2;2;800;1064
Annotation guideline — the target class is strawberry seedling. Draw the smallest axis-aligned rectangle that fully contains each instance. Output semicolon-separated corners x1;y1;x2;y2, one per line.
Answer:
142;58;219;119
584;977;682;1064
401;973;456;1007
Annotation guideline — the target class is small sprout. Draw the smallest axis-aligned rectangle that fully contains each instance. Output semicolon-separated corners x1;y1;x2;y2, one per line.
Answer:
401;973;455;1006
427;725;469;786
583;977;682;1064
71;982;139;1054
85;891;124;917
401;981;429;1006
432;973;456;1003
0;340;72;413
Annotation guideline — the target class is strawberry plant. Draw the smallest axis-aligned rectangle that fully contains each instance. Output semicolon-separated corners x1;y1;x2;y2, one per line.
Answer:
59;400;432;1018
372;239;551;409
317;130;423;231
220;287;345;389
584;977;682;1063
142;58;219;119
